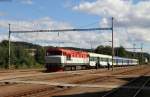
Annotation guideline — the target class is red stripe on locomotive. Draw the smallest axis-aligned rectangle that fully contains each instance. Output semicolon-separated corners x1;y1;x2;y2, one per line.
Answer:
46;47;89;58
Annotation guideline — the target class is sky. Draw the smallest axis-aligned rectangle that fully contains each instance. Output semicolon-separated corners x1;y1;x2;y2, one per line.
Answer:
0;0;150;54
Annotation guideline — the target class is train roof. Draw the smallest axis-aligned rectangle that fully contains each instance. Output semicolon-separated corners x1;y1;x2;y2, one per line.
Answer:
89;52;138;61
47;47;88;55
88;52;112;58
47;48;138;61
114;56;137;60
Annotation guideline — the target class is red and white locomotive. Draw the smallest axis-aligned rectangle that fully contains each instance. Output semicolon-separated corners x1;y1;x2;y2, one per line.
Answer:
45;47;89;71
45;47;138;72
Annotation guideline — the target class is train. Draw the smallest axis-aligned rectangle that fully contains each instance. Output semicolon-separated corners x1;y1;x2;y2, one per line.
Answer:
45;47;138;72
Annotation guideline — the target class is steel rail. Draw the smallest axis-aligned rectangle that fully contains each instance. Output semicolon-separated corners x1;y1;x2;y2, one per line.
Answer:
101;77;142;97
101;70;150;97
133;78;150;97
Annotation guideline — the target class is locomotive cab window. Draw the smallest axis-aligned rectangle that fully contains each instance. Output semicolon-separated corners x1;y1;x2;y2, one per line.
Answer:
66;55;71;60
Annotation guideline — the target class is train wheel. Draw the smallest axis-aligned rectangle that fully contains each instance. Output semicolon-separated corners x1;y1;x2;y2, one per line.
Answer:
64;66;71;71
81;66;86;70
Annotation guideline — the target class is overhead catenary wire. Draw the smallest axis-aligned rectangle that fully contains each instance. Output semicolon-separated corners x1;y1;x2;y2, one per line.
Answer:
10;27;112;33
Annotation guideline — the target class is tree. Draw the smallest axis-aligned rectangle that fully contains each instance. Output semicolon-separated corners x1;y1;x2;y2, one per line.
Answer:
35;47;45;64
94;45;112;55
13;46;36;68
0;41;9;68
115;46;127;57
0;46;8;68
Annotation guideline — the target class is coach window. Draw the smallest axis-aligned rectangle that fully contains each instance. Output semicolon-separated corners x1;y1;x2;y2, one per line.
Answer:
102;58;106;62
93;57;96;61
101;58;103;62
119;59;122;63
107;58;109;62
113;59;116;63
109;59;112;62
90;57;94;61
90;57;92;61
105;58;107;62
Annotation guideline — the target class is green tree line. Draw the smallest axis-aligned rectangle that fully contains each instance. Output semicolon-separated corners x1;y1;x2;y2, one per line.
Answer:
0;40;149;69
94;45;150;64
0;40;45;69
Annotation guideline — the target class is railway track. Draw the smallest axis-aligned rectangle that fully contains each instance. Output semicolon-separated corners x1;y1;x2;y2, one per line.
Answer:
3;86;55;97
47;66;150;85
42;66;149;84
112;65;147;75
101;71;150;97
23;66;150;97
0;69;43;74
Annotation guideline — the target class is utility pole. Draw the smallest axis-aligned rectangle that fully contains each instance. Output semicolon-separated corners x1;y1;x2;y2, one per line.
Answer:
112;17;114;71
133;43;136;58
125;43;143;65
141;43;143;65
57;32;60;47
8;24;11;69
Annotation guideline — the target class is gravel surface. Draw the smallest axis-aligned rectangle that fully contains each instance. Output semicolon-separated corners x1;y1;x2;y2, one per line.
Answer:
0;65;149;97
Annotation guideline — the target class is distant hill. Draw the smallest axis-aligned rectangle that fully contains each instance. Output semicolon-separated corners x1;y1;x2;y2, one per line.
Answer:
11;41;41;48
0;40;41;48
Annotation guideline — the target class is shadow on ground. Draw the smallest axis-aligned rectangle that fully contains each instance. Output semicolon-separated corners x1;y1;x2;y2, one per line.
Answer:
53;91;108;97
53;76;150;97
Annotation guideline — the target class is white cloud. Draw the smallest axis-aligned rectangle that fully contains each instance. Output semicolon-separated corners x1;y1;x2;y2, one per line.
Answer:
0;0;150;54
73;0;150;28
73;0;150;53
0;34;7;41
0;15;149;53
0;17;112;49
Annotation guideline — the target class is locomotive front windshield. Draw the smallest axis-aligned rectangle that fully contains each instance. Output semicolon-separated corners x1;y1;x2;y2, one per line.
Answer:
46;51;62;56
